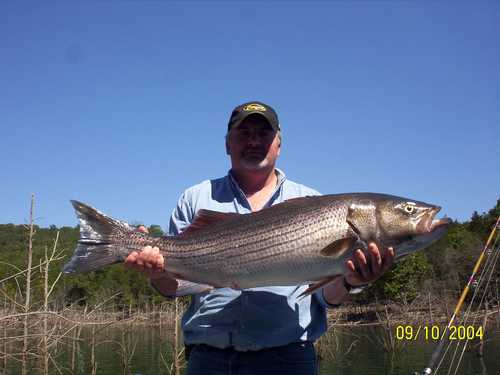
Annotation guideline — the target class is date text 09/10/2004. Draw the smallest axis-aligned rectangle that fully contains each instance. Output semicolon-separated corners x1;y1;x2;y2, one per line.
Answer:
395;325;484;341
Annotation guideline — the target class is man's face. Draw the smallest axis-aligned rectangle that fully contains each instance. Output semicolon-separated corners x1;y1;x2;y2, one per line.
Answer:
226;115;281;171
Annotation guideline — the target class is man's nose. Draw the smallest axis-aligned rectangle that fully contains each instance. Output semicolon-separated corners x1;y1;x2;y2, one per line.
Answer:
246;132;262;145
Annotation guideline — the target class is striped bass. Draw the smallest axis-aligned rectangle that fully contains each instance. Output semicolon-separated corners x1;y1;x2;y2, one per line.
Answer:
62;193;451;291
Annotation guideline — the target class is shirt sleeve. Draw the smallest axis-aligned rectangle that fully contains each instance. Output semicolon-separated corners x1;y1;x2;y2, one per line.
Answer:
151;191;214;298
169;191;193;236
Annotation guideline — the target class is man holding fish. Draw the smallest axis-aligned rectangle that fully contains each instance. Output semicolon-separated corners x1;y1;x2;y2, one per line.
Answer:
65;101;449;373
125;101;396;374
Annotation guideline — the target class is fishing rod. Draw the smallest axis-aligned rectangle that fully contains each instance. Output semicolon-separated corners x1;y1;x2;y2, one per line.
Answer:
444;232;500;375
417;215;500;375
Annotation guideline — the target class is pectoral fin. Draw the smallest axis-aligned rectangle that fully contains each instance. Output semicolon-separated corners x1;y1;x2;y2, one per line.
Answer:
320;237;358;258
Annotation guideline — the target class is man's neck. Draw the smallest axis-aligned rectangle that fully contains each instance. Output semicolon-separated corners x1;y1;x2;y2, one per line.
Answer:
230;167;278;196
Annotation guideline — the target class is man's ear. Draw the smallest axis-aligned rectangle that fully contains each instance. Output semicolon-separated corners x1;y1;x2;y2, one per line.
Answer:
225;138;230;155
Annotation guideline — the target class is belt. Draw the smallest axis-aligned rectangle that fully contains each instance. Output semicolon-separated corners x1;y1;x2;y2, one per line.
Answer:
184;341;313;361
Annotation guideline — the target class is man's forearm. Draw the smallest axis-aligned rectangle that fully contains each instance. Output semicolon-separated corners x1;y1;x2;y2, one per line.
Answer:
151;274;179;297
322;276;349;305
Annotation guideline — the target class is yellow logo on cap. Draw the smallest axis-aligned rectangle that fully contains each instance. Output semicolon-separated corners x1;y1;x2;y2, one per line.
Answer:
243;103;267;112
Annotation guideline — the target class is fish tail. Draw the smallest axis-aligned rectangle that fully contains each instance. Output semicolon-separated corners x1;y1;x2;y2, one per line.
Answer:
62;200;138;274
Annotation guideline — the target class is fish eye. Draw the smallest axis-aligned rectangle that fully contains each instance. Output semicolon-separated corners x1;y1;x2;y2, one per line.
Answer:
403;203;416;214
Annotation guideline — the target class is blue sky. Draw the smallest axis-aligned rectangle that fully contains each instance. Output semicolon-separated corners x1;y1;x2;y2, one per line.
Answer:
1;1;499;229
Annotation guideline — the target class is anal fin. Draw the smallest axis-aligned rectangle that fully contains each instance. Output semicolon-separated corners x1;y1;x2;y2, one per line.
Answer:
298;275;341;299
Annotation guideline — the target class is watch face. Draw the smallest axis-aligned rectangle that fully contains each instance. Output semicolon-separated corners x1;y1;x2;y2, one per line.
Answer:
348;286;367;295
343;277;368;294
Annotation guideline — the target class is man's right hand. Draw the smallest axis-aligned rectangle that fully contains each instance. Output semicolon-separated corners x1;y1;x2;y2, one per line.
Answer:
125;245;166;280
124;226;178;294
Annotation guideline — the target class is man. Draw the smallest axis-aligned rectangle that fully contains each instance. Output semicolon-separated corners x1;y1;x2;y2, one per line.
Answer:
125;101;394;374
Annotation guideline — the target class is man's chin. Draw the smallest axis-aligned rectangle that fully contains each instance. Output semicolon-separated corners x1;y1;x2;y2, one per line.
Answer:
240;159;270;170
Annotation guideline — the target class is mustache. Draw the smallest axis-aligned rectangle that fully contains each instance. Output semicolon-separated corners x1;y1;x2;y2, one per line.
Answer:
242;149;266;157
243;147;268;154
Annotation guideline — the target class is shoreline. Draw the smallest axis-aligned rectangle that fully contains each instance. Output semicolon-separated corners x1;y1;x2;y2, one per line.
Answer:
1;303;498;328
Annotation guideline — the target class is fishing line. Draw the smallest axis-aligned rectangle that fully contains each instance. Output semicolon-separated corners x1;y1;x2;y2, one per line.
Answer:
419;216;500;375
437;230;500;375
441;229;500;375
449;233;500;375
435;235;499;375
450;238;499;375
433;335;454;375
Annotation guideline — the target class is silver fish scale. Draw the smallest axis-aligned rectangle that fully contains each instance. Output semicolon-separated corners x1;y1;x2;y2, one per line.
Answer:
162;199;353;288
66;194;450;286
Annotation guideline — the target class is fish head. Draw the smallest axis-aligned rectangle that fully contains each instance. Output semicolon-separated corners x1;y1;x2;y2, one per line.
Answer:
373;196;451;260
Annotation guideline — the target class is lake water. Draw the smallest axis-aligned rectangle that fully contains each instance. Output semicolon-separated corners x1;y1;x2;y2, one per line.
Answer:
2;324;498;374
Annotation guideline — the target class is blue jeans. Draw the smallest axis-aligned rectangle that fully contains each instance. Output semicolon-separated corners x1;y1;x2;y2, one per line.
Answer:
186;342;318;375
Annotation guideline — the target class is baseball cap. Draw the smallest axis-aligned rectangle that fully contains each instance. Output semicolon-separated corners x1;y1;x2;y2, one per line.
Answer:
227;101;280;132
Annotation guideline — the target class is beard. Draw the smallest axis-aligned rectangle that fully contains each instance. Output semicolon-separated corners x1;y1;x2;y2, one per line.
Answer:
240;150;270;170
240;158;270;170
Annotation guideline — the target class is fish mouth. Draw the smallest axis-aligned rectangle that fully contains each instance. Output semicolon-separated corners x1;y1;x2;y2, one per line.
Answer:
431;217;452;231
417;206;452;234
395;206;451;261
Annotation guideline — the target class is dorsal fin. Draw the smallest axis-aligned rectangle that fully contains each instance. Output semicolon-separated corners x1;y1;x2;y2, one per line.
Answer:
179;210;240;237
278;196;320;209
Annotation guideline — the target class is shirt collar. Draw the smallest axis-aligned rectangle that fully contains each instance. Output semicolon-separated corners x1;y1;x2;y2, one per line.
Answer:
227;168;287;209
228;168;286;190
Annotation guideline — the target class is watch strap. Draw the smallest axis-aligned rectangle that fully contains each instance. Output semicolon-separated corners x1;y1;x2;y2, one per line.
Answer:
343;277;368;294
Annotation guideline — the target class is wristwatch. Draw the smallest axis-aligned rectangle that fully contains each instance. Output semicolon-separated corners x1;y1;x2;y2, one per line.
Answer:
343;277;368;294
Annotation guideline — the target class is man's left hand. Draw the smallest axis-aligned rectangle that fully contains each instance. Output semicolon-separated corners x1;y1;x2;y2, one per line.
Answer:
344;243;394;287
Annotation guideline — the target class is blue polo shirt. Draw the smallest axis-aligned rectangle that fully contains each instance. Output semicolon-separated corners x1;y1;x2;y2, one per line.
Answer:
166;169;336;351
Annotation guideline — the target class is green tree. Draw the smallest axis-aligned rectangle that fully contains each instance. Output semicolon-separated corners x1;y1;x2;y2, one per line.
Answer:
369;252;432;302
148;224;164;237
